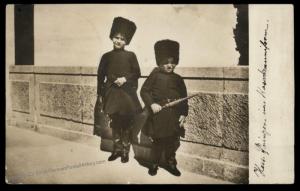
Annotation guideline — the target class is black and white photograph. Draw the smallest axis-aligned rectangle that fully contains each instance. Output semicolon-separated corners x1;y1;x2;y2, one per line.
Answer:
5;4;294;184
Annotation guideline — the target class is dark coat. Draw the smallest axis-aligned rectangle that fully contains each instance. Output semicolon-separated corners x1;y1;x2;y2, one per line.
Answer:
97;49;142;116
140;67;188;138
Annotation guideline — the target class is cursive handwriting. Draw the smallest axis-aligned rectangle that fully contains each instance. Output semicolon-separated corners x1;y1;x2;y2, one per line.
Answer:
254;20;271;178
256;20;269;97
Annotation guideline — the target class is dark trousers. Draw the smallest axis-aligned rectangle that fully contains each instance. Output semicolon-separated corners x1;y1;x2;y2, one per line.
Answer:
110;114;133;155
150;136;180;166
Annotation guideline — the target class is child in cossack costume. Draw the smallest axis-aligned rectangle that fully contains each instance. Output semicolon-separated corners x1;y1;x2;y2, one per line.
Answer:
140;39;188;176
97;17;142;163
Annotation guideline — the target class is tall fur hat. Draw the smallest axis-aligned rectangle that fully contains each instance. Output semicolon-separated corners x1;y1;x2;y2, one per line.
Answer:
109;17;137;45
154;39;180;65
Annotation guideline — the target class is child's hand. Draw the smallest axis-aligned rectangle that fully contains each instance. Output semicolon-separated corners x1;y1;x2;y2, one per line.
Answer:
97;95;102;103
114;77;127;87
148;137;154;143
179;115;186;127
151;103;162;114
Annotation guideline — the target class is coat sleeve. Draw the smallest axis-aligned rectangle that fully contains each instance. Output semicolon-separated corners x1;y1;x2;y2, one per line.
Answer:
97;54;107;97
178;76;189;116
140;69;158;107
124;52;141;84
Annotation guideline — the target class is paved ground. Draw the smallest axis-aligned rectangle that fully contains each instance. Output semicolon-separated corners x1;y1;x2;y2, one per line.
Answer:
5;126;232;184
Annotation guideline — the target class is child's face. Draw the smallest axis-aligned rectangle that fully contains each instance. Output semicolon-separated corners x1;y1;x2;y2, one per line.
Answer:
112;33;126;49
160;57;177;73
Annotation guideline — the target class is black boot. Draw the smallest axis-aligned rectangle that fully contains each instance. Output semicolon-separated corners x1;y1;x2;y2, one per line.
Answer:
121;152;129;163
108;152;121;161
165;164;181;176
148;164;158;176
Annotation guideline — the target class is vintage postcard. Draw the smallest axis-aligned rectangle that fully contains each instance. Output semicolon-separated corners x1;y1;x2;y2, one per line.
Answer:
5;4;294;184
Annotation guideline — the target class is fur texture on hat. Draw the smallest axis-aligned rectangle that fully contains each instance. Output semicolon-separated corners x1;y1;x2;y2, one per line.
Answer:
154;39;180;65
109;17;137;45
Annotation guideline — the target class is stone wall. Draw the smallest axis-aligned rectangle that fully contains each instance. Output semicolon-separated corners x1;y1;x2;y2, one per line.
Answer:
8;65;248;183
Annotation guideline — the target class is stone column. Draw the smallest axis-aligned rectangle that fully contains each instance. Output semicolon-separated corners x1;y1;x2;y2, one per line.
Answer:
234;4;249;66
14;4;34;66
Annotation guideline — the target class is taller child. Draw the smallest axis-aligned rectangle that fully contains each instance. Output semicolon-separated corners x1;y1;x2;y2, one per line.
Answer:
97;17;142;163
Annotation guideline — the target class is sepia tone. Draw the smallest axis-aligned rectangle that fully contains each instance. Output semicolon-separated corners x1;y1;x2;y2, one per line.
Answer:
6;4;248;184
6;4;294;184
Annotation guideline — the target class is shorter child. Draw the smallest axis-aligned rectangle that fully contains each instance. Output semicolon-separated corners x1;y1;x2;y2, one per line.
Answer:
140;39;188;176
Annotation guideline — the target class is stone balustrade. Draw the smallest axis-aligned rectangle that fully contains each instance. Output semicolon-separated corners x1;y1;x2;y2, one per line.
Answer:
8;65;248;183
